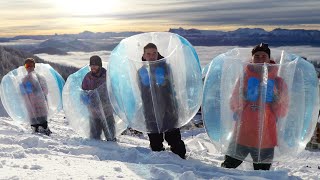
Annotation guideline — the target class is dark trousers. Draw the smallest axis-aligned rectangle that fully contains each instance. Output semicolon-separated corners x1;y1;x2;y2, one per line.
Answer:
90;115;116;141
221;143;274;170
148;128;186;159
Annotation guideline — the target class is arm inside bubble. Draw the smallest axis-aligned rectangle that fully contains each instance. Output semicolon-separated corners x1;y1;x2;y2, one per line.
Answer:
81;74;90;91
20;83;27;95
165;63;179;111
80;91;91;105
20;79;33;95
271;76;289;118
230;78;241;113
38;74;49;95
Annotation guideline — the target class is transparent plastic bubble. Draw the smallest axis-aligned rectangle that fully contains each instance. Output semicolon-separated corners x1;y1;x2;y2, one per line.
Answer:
108;32;202;133
203;48;319;163
202;63;210;82
63;64;127;139
0;63;64;123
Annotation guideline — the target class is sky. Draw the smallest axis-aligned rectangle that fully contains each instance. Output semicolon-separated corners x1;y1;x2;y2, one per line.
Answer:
0;0;320;37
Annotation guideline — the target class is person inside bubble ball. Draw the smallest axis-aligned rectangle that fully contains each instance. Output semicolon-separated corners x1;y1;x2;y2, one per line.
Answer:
20;58;51;135
137;43;186;159
81;55;116;141
221;43;289;170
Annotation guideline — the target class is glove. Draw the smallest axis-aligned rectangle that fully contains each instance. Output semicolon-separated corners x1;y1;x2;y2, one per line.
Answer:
139;68;150;86
265;79;275;103
80;92;91;105
233;112;239;121
20;81;33;95
246;77;259;101
25;81;33;94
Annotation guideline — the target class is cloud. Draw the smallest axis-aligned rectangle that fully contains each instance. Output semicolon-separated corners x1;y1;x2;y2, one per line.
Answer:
0;0;320;36
102;0;320;26
0;1;52;9
36;51;111;68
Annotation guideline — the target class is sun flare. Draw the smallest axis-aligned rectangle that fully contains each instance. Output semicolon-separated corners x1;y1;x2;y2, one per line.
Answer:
53;0;122;16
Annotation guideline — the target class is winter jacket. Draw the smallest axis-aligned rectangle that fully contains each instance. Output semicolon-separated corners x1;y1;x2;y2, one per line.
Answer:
230;63;289;148
20;71;48;121
138;55;178;132
81;67;113;117
82;67;107;91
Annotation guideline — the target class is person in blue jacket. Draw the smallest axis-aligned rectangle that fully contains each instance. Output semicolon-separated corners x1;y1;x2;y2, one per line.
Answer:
137;43;186;159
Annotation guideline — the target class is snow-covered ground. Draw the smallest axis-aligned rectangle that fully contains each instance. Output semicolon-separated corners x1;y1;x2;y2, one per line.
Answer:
0;112;319;179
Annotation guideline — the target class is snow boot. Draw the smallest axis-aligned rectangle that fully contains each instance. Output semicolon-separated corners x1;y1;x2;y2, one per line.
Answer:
148;133;165;151
165;129;186;159
38;126;52;136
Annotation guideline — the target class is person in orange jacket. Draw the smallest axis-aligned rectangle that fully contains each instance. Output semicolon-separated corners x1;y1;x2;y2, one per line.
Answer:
221;43;289;170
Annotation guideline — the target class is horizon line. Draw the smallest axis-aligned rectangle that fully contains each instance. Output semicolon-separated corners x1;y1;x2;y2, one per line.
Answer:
1;26;320;38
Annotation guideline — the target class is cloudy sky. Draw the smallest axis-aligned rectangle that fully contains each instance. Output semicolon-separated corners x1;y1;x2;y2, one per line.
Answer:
0;0;319;37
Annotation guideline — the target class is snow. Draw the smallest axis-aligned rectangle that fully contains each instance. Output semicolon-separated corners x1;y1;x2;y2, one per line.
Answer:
0;112;319;179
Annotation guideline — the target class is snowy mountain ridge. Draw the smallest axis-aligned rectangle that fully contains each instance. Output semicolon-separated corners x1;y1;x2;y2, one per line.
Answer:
169;27;320;47
1;28;319;55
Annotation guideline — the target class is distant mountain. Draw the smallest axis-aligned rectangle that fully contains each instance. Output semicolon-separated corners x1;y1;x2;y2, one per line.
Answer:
38;38;96;52
31;47;68;55
5;31;143;41
1;31;143;54
1;28;319;55
0;46;78;81
169;27;320;47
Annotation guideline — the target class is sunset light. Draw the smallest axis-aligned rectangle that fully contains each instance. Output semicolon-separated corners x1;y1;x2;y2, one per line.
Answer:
53;0;122;16
0;0;319;37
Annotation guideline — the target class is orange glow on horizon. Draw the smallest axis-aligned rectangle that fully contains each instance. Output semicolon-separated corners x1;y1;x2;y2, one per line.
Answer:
0;24;319;37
